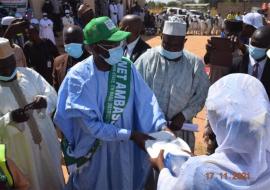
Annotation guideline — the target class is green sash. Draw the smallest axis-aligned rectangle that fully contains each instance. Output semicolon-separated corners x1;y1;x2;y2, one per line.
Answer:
62;58;132;168
104;57;131;124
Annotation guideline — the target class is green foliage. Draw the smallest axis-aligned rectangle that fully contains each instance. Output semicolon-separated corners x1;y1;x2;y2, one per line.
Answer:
156;2;166;8
167;1;179;7
147;1;166;9
147;1;156;8
199;0;210;3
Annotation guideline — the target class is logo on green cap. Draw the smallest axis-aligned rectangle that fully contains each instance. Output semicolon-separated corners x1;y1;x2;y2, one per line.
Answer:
104;19;116;30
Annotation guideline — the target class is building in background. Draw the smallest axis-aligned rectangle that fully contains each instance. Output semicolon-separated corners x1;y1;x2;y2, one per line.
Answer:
183;3;210;12
0;0;145;19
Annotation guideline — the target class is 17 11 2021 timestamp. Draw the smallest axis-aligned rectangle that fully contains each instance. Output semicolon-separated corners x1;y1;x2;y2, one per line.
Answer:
205;172;250;180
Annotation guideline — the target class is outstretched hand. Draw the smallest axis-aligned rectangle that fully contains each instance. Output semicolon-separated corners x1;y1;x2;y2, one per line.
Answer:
32;96;47;110
150;149;165;171
228;35;246;54
11;108;29;123
169;112;185;131
130;131;155;151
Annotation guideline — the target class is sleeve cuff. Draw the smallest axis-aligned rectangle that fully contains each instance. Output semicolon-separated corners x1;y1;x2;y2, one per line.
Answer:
157;168;176;190
181;110;191;121
156;119;167;131
159;168;173;180
118;129;131;140
3;112;12;125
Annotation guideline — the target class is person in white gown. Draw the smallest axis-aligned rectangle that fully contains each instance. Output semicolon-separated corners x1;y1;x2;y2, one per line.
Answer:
62;9;74;30
109;1;118;25
0;37;64;190
39;12;56;45
151;73;270;190
117;1;124;22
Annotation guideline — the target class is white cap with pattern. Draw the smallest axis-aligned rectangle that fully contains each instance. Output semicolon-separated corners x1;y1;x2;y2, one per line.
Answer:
163;16;186;36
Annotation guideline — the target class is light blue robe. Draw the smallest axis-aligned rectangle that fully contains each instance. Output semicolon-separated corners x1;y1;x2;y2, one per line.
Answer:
54;56;166;190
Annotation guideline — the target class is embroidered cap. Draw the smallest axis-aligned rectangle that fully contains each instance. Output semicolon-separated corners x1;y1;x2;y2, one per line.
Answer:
163;16;187;36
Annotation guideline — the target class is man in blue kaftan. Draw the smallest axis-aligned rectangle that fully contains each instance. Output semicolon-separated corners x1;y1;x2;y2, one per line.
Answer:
54;16;167;190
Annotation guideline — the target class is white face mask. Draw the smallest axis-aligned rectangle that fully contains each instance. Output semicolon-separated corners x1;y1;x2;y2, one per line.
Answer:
159;46;183;60
98;44;124;65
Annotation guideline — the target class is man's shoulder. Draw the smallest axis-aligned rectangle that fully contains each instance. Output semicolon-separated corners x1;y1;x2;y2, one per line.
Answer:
55;53;68;60
66;56;94;80
182;50;206;73
132;38;151;61
183;50;200;57
265;58;270;68
17;67;40;79
23;41;33;48
13;43;23;52
17;67;34;72
13;43;21;49
142;46;160;57
261;58;270;80
231;52;248;73
54;54;69;67
43;38;55;46
134;47;159;65
59;57;94;92
183;50;203;63
137;38;151;49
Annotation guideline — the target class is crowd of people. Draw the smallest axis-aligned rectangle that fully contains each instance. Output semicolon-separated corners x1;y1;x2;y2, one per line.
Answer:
155;9;270;37
0;0;269;189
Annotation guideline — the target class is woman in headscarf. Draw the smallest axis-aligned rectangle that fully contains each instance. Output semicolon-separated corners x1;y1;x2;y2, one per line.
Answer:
151;73;270;190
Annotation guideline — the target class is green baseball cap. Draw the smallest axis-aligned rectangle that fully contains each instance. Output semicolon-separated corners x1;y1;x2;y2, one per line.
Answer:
83;16;130;45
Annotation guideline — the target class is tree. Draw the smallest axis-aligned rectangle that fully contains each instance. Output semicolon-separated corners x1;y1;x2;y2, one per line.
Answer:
167;1;179;7
147;1;156;9
156;2;166;9
199;0;210;3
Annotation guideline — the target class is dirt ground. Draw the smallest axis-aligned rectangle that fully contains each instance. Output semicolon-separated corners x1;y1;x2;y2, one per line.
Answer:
144;35;209;155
